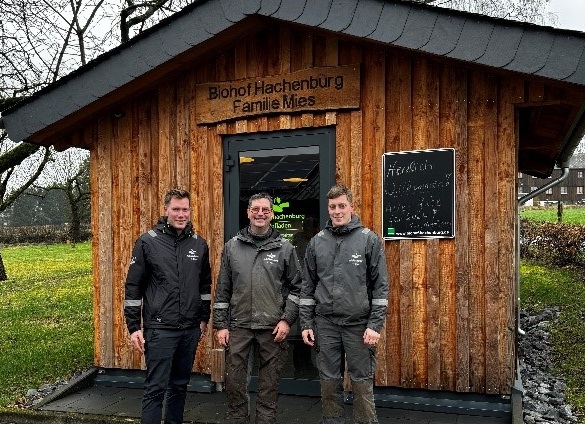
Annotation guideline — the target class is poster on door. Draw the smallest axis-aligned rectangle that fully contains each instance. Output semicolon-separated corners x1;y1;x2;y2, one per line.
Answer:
271;197;320;258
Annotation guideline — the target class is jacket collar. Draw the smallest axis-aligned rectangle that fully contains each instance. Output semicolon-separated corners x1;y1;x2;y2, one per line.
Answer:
237;226;281;247
325;214;363;235
155;216;194;238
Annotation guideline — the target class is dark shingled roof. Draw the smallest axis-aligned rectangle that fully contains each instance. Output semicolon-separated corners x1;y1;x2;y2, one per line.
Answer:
2;0;585;145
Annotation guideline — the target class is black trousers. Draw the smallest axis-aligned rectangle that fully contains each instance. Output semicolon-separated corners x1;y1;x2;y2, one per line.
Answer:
225;327;288;424
142;327;201;424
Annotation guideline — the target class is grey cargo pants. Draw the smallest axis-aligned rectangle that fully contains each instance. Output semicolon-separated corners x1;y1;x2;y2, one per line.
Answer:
315;316;378;424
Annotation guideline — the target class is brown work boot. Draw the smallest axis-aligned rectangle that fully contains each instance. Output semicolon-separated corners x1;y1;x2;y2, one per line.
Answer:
320;379;345;423
351;379;378;424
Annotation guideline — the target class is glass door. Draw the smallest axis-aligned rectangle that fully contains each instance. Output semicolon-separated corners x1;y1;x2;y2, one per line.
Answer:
223;128;335;394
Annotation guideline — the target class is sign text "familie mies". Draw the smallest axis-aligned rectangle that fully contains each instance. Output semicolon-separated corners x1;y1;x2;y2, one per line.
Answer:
195;66;360;124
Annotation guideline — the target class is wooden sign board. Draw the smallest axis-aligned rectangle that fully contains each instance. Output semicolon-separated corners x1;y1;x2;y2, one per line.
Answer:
382;149;456;239
195;66;360;124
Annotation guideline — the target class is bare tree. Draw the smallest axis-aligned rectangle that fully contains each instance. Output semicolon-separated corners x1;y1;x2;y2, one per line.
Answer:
0;1;94;279
0;0;198;209
0;0;196;115
414;0;556;25
0;1;117;98
0;0;195;210
0;0;195;279
0;0;109;218
34;149;91;243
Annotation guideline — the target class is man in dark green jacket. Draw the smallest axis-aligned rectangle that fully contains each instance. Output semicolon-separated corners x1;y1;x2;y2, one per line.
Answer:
213;192;302;424
300;184;389;424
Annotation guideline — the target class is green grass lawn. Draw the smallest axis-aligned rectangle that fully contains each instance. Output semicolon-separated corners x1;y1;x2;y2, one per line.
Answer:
521;206;585;224
521;260;585;422
0;242;93;408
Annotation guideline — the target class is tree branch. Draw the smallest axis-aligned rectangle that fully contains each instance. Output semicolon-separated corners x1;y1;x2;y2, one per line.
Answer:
0;142;41;174
121;0;170;42
0;146;50;212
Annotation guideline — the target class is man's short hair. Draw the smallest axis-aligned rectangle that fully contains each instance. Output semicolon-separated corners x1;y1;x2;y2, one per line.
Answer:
326;184;353;203
248;192;273;208
164;188;190;206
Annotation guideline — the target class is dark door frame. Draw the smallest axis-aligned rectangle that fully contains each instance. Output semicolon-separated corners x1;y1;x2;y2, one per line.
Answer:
222;127;336;395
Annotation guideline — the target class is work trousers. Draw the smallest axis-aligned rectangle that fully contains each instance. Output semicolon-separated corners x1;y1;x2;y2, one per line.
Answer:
142;327;201;424
225;327;288;424
315;316;378;424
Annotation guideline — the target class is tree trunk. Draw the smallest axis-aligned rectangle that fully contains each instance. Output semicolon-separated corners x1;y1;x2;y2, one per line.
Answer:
69;201;82;243
0;252;7;281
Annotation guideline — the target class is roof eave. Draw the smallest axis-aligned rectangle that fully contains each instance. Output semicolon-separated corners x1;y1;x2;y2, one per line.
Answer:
3;0;585;147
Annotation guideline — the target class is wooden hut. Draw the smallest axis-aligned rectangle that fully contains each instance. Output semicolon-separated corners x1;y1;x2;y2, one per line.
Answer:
3;0;585;418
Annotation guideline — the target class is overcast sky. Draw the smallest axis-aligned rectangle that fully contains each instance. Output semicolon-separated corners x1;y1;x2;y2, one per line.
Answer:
548;0;585;32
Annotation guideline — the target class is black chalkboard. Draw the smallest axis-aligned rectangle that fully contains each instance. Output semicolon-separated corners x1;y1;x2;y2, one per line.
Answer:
382;149;455;239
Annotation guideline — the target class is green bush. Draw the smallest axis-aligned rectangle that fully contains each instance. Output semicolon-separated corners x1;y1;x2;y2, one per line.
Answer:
0;224;91;245
520;218;585;266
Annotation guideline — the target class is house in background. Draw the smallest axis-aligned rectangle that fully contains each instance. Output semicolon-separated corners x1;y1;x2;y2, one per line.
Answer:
3;1;585;422
519;152;585;205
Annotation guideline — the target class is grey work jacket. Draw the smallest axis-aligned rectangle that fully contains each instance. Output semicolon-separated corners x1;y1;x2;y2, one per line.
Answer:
213;227;302;330
300;215;389;332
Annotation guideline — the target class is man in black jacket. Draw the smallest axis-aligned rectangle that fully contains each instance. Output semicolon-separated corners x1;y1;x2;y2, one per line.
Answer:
300;184;389;424
213;192;302;424
124;189;212;424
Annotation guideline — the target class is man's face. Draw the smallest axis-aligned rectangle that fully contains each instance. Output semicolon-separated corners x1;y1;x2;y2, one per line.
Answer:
328;194;353;227
164;197;190;232
247;198;273;233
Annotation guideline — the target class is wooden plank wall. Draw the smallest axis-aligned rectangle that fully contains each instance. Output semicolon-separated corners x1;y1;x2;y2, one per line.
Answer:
88;25;526;394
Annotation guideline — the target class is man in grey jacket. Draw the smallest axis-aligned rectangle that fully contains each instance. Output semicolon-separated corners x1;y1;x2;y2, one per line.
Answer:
213;192;302;424
300;184;389;424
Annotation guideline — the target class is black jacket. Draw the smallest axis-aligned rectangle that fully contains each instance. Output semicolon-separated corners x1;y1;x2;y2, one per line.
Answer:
213;227;301;330
300;215;389;332
124;217;212;334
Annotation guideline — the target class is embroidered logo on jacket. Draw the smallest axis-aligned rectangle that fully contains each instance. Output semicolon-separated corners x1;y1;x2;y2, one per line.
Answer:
129;256;136;265
264;253;279;264
187;249;199;261
349;253;363;266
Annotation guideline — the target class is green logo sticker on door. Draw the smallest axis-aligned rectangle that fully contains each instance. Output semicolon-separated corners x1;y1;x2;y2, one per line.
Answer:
273;197;290;213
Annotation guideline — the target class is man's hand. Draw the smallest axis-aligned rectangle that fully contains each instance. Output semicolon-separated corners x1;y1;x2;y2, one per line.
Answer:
363;328;380;346
302;329;314;346
273;320;290;342
130;330;145;354
216;328;230;347
200;321;208;334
